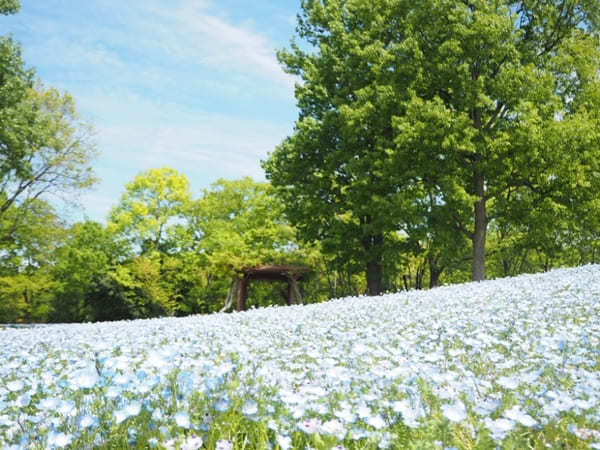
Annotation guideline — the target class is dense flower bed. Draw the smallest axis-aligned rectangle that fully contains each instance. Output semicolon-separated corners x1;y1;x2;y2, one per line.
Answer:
1;265;599;449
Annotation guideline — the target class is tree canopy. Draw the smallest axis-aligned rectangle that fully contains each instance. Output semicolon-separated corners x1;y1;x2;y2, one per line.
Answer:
265;0;600;289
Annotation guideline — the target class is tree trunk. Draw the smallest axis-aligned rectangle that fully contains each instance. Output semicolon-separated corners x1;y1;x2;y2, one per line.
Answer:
365;258;383;296
428;255;443;288
361;215;384;296
362;236;383;296
472;172;487;281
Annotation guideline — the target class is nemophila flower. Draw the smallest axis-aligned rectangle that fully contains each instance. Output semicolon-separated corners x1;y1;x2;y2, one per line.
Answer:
351;427;369;440
174;411;190;428
567;424;600;440
392;400;425;429
6;380;24;392
78;414;97;429
214;396;230;413
149;407;163;422
180;435;203;450
321;419;346;439
277;434;292;450
496;375;520;390
126;400;142;416
472;398;501;416
70;368;99;389
367;414;386;430
357;404;371;420
57;399;77;417
47;431;72;448
502;405;537;427
15;393;30;407
484;417;515;441
242;400;258;416
441;401;467;423
162;438;176;450
298;417;321;434
335;407;356;424
105;385;121;399
215;439;234;450
114;402;141;425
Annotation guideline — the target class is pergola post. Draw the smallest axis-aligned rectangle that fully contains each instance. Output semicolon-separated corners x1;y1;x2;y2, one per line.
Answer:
287;277;297;305
236;277;248;312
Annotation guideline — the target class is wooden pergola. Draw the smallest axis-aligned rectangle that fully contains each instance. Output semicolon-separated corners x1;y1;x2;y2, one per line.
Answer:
221;264;310;312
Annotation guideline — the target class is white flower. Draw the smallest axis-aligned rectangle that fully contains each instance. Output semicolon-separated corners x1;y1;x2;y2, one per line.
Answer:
441;401;467;423
174;411;191;429
242;400;258;416
484;417;515;441
78;414;97;429
503;406;537;427
367;414;386;430
277;434;292;450
6;380;24;392
70;368;99;389
215;439;233;450
48;432;73;448
298;418;321;434
321;419;346;439
181;434;203;450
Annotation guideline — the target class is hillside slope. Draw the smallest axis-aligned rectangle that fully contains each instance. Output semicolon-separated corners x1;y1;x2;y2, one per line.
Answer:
1;265;599;448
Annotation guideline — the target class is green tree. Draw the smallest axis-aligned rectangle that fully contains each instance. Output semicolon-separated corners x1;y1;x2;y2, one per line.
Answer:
109;167;192;254
0;85;98;240
50;220;128;322
267;0;600;287
192;178;301;272
392;0;600;280
0;272;56;323
264;0;410;295
186;178;314;310
0;199;64;273
0;1;36;210
0;200;64;322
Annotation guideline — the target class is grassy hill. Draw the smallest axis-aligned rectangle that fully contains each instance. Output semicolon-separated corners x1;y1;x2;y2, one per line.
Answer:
1;265;599;449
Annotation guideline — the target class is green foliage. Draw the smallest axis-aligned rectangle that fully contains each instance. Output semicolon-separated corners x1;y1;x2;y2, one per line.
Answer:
50;220;128;322
0;36;34;186
391;0;600;280
0;271;56;322
0;84;98;239
0;199;64;272
266;0;600;287
190;178;304;274
184;177;319;311
109;167;192;254
0;0;19;15
264;0;412;295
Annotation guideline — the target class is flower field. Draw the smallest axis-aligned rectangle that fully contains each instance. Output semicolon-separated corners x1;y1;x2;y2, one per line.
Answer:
1;265;599;449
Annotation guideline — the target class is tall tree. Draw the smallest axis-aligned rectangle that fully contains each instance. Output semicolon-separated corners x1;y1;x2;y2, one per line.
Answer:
109;167;192;254
51;220;128;322
0;200;64;323
0;85;98;241
264;0;410;295
268;0;600;286
392;0;600;280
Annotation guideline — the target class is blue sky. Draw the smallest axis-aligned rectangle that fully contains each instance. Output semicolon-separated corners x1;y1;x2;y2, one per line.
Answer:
1;0;301;222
